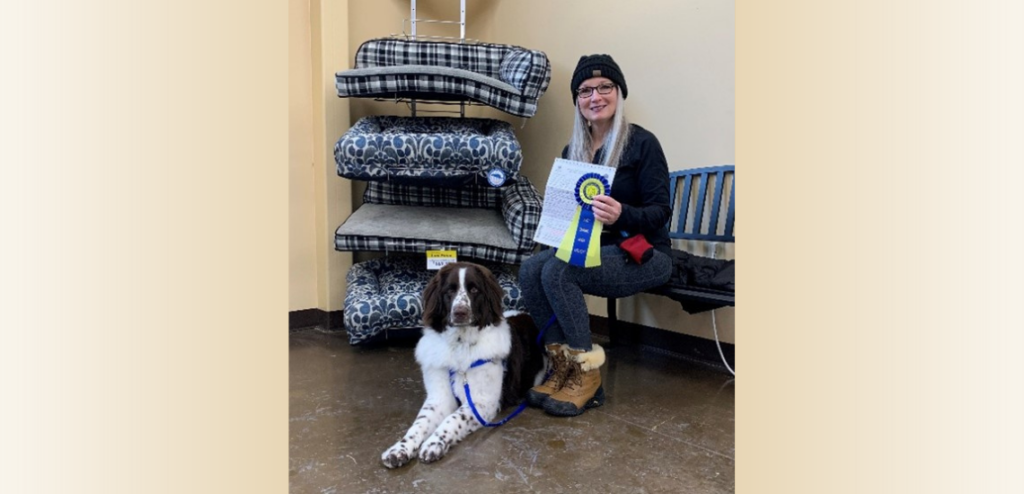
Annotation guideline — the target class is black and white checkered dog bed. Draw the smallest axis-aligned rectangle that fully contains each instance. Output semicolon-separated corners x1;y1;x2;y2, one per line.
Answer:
334;177;542;265
335;38;552;118
334;116;522;188
343;256;526;345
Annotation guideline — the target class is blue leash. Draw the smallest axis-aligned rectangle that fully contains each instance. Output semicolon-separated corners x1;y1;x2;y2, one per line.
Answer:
449;359;525;427
452;314;557;427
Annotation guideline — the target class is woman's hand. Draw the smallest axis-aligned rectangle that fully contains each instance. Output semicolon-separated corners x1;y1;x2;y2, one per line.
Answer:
591;195;621;225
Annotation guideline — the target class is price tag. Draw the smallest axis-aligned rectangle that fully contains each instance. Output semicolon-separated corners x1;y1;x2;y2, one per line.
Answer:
426;250;457;270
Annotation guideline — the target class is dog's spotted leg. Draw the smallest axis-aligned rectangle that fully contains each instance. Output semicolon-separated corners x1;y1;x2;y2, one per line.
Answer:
419;363;504;463
381;370;456;469
419;402;497;463
381;400;451;468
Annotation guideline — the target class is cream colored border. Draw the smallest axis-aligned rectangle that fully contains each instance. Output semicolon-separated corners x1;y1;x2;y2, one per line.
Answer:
739;0;1024;492
1;1;287;492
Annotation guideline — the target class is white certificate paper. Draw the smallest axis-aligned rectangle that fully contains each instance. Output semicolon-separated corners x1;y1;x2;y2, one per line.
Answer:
532;158;616;248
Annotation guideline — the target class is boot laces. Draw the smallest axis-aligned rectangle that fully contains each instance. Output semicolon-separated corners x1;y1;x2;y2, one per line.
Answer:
546;352;569;387
565;360;584;389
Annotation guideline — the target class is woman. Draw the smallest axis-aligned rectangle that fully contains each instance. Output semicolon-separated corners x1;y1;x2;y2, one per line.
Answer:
519;54;674;417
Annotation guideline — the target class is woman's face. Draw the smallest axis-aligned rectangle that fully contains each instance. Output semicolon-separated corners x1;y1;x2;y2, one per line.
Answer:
576;76;618;126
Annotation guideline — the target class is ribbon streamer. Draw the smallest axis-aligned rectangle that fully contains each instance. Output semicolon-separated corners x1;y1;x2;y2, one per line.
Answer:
556;172;610;267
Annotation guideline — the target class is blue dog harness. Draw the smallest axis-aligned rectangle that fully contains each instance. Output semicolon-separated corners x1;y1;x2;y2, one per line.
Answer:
446;314;558;427
448;359;527;427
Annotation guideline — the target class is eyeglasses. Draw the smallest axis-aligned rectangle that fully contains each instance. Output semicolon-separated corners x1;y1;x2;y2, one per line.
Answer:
576;83;616;99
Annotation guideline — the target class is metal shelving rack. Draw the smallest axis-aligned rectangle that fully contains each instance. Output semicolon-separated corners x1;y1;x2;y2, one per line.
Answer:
386;0;480;117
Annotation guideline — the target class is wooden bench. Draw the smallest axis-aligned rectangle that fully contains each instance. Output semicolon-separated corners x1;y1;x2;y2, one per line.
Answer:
606;165;736;345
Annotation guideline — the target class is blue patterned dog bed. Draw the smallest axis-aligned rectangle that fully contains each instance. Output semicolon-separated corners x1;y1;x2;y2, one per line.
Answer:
335;38;551;118
334;116;522;187
343;256;526;345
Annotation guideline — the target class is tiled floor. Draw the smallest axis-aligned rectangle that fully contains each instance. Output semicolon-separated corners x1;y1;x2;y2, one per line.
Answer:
290;329;735;494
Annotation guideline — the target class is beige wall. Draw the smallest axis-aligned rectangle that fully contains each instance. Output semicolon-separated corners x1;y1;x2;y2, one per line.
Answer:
291;0;734;343
290;0;353;312
290;0;317;310
490;0;735;185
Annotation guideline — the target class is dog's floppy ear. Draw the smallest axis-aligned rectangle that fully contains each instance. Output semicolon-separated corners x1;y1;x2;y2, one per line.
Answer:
421;265;447;331
473;264;505;329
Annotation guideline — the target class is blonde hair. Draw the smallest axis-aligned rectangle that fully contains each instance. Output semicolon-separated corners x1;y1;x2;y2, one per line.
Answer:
567;95;631;168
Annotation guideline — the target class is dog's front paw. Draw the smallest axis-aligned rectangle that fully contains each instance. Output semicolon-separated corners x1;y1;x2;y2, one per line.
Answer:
418;437;450;464
381;442;415;469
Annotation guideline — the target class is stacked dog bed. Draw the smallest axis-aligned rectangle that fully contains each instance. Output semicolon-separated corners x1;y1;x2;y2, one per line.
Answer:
344;256;527;345
336;179;541;265
333;37;551;344
334;116;523;187
336;38;551;118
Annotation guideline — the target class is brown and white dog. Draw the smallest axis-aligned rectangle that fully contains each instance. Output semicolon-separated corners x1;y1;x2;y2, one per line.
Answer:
380;262;545;468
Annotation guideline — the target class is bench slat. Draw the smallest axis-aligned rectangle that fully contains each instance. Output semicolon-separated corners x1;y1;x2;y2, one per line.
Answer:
693;172;709;236
708;170;725;237
724;176;736;239
674;174;693;236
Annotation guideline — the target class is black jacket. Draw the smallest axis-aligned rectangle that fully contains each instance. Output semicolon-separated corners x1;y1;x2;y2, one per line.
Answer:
562;124;672;255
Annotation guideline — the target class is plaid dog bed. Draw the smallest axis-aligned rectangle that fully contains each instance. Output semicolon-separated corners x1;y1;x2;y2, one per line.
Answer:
334;116;522;187
343;256;526;345
334;177;542;265
335;38;552;118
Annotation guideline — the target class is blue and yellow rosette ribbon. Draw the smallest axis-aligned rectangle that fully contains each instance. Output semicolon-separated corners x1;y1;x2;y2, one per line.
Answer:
556;172;610;267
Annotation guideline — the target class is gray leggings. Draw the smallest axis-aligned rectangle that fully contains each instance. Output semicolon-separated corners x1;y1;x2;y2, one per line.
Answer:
518;245;672;350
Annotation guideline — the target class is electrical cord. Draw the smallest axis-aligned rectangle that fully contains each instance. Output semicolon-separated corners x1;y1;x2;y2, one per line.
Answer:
709;243;735;376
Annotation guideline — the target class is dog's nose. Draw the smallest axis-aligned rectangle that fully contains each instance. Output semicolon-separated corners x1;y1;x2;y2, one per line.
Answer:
451;305;471;323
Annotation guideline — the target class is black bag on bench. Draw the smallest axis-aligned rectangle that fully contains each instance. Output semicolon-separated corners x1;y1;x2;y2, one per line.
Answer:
666;250;734;314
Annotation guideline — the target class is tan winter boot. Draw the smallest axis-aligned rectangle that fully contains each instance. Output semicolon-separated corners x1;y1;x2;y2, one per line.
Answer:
526;344;570;407
543;344;606;417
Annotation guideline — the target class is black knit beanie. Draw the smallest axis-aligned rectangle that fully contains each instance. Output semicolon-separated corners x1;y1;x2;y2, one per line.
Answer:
571;54;628;105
